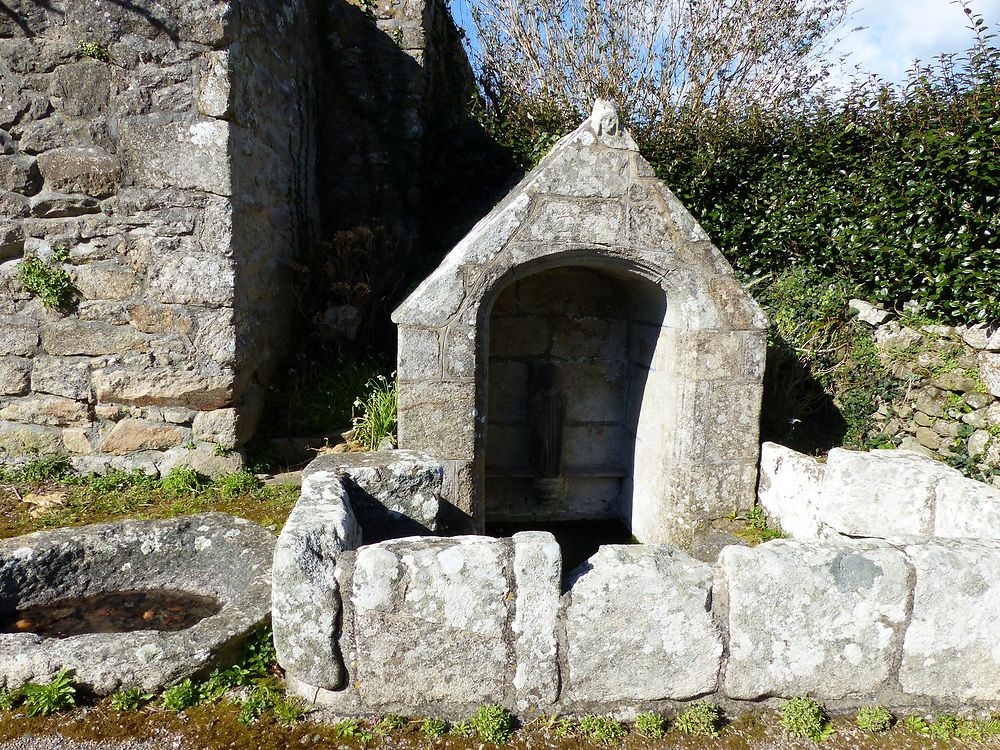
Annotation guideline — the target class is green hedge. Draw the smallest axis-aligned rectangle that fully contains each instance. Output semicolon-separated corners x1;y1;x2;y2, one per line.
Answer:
474;33;1000;322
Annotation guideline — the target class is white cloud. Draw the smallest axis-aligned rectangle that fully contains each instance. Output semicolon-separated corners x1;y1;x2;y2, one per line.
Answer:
830;0;1000;85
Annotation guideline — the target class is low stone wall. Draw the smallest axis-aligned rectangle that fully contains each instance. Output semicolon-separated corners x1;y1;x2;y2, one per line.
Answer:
759;442;1000;540
274;456;1000;717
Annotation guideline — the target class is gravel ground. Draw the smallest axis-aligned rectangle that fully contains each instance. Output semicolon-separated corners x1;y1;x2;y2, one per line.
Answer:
0;735;187;750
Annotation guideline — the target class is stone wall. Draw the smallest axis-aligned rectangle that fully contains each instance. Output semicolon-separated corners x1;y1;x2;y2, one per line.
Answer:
274;466;1000;717
0;0;317;474
851;300;1000;482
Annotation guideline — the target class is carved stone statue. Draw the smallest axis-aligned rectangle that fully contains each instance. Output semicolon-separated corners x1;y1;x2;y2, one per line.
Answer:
529;362;566;502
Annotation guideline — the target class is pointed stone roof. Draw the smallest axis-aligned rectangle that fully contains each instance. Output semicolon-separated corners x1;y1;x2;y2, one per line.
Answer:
393;99;766;332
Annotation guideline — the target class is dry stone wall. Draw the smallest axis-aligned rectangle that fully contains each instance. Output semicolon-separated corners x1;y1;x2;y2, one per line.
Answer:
274;462;1000;717
0;0;315;474
851;300;1000;482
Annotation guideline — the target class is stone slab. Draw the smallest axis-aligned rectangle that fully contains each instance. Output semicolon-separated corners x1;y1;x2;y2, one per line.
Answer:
272;470;362;690
820;448;960;537
304;450;443;540
563;545;721;703
351;536;510;711
720;540;909;700
934;474;1000;538
757;442;835;539
512;531;561;713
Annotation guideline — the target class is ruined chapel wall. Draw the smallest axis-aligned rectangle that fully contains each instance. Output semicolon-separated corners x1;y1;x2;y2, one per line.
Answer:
0;0;316;473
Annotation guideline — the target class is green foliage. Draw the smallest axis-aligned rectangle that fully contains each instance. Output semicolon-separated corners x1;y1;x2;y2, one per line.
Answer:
904;715;930;734
634;711;667;739
21;669;76;717
238;684;279;725
376;714;408;734
0;687;20;711
272;695;308;726
17;255;77;311
78;40;110;61
450;720;476;738
352;374;397;450
472;95;577;171
109;688;152;712
161;679;200;712
421;717;449;737
733;505;783;545
216;470;262;499
855;705;893;733
578;714;628;744
0;454;74;484
159;466;205;498
779;696;834;743
928;713;959;740
674;701;722;737
199;665;254;703
241;627;277;677
470;704;514;744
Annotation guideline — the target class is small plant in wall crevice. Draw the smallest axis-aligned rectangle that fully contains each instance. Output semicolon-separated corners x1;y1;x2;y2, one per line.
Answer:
17;253;77;311
779;696;834;743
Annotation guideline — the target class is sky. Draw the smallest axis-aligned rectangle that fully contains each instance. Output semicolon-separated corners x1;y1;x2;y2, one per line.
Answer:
450;0;1000;89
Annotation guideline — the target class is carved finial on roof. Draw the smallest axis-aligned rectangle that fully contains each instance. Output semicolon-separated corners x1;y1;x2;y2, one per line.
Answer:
591;98;621;136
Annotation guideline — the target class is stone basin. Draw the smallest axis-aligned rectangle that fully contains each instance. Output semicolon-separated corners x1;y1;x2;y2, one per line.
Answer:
0;513;274;694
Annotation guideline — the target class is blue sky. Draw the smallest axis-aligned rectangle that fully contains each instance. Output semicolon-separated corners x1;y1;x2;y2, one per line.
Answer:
449;0;1000;89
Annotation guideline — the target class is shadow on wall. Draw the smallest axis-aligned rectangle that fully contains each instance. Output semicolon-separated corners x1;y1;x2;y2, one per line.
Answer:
299;0;519;355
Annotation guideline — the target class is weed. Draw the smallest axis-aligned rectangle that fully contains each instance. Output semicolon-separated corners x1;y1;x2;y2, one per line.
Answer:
376;714;408;734
332;720;365;738
212;444;228;457
241;627;277;677
578;714;627;744
78;40;110;61
360;0;376;19
238;684;278;725
855;705;893;733
675;701;722;737
955;716;1000;741
0;687;20;711
779;696;834;742
273;695;308;726
17;255;77;310
352;374;397;450
21;669;76;717
551;717;576;738
732;505;783;545
421;717;449;737
200;665;253;702
471;704;514;744
928;713;959;740
216;470;261;500
159;466;204;498
161;679;200;712
450;720;476;737
904;716;930;734
0;454;74;484
183;441;197;450
634;711;667;738
109;688;152;712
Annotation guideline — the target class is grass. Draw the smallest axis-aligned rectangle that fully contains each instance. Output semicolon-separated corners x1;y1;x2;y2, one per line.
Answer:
0;458;299;540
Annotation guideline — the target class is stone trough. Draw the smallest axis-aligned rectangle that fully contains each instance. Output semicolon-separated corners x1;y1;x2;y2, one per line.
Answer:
0;513;273;694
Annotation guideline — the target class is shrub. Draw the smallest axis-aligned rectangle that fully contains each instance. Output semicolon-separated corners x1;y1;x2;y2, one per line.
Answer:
779;696;834;742
855;705;893;733
675;701;722;737
21;669;76;717
421;717;449;737
470;704;514;744
634;711;667;738
578;714;628;744
109;687;152;712
161;678;200;712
